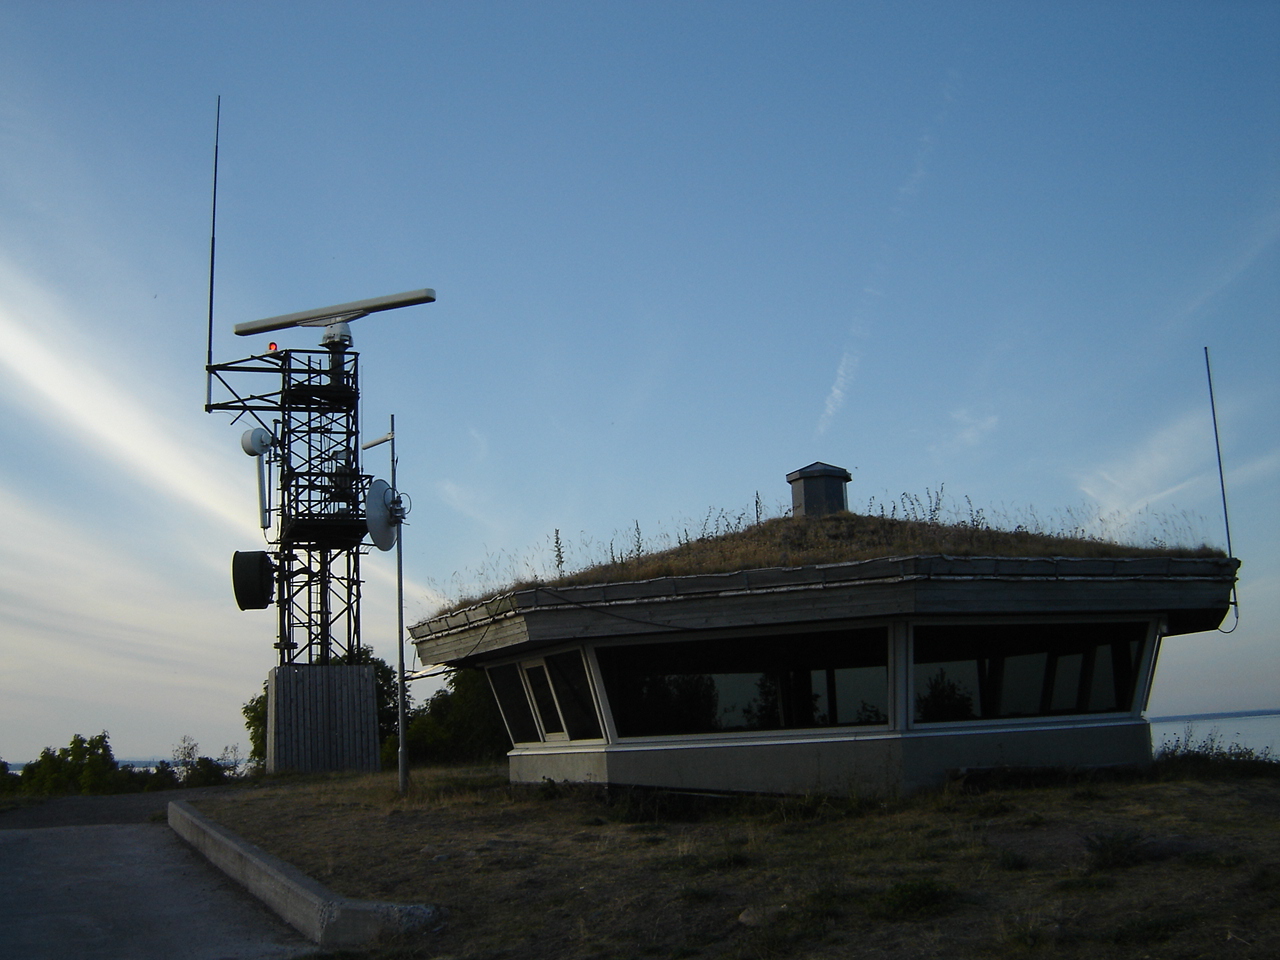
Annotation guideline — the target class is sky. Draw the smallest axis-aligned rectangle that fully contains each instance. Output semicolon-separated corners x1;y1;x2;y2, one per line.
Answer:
0;1;1276;764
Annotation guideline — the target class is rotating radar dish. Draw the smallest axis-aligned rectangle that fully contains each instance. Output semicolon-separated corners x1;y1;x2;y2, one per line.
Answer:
366;478;399;551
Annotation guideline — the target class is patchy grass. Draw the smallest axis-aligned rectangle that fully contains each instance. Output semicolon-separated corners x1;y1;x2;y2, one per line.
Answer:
1155;727;1278;780
194;756;1279;960
433;503;1225;616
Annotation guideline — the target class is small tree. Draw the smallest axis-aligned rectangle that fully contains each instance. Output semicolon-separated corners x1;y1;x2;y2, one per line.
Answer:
0;758;21;794
242;685;267;771
171;736;229;787
405;668;509;764
20;731;119;795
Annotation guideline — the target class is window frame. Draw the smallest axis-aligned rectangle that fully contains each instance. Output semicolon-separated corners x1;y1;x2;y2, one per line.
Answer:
485;648;608;746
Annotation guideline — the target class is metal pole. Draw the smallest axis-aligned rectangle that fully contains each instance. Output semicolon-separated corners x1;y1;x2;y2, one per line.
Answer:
391;414;409;795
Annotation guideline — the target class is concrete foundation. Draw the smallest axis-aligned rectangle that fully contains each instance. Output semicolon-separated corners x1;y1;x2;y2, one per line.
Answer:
509;720;1152;797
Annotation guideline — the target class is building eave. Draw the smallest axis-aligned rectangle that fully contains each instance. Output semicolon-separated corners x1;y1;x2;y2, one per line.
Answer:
409;554;1238;668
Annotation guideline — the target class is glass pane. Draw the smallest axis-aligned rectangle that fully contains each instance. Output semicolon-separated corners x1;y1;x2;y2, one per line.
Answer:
1050;654;1083;712
833;666;889;725
596;628;889;737
524;665;564;735
811;669;831;724
487;664;540;744
913;622;1149;722
545;651;603;740
914;661;979;722
714;673;779;731
1088;645;1116;711
1000;652;1047;716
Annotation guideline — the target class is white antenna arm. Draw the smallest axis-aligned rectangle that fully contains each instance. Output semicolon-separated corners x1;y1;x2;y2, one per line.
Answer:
233;288;436;337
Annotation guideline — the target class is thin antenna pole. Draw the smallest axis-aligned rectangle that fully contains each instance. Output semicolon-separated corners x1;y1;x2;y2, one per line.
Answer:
1204;346;1240;632
1204;347;1233;559
205;96;221;410
390;414;410;795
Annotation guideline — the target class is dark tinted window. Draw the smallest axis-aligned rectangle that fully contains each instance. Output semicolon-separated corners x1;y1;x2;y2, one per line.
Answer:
912;622;1148;723
596;629;889;738
524;665;565;735
546;651;603;740
487;664;540;744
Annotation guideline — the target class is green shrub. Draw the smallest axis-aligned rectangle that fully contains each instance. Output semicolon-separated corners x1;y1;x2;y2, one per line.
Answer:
0;759;21;794
405;668;509;764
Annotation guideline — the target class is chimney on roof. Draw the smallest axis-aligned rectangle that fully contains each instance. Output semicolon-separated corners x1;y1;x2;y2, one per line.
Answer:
786;462;852;518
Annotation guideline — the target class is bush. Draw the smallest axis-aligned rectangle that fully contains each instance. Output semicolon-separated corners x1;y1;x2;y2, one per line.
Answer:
20;732;120;795
1155;728;1279;780
15;732;236;796
0;759;21;794
405;668;510;764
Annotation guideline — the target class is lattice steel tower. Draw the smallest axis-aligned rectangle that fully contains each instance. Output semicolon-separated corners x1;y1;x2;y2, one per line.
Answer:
206;289;435;665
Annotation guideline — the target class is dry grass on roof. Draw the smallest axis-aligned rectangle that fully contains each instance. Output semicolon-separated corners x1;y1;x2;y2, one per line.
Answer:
430;509;1224;619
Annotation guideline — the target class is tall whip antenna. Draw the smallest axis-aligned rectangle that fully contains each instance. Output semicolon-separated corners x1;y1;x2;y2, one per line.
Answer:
1204;346;1239;631
205;95;221;409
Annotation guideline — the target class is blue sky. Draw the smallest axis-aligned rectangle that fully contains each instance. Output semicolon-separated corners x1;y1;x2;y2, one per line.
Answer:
0;1;1275;763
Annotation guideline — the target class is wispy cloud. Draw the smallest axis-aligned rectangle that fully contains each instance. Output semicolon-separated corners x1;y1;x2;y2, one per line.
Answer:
0;256;254;535
817;350;858;435
818;74;956;434
894;132;935;206
1172;208;1280;327
950;408;998;446
1076;409;1216;522
436;478;505;531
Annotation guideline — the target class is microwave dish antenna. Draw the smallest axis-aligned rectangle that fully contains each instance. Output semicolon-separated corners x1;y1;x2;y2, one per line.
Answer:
365;478;401;552
241;427;275;529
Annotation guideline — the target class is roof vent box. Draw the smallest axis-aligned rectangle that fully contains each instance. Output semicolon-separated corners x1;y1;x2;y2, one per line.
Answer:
786;462;852;518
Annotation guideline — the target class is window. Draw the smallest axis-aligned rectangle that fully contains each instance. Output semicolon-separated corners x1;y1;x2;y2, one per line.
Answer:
911;622;1148;724
488;663;540;744
486;651;604;744
596;628;889;738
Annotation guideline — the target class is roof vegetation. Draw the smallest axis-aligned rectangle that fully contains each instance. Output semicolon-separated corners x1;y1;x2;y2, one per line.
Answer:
426;492;1224;620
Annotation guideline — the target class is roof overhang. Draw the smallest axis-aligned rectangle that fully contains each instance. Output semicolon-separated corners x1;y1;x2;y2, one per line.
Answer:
409;555;1238;668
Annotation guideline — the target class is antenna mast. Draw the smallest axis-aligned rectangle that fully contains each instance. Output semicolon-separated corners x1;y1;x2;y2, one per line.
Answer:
205;96;221;409
1204;346;1239;631
1204;347;1234;558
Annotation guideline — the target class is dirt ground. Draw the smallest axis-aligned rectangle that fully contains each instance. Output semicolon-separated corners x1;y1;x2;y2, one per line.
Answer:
191;766;1280;960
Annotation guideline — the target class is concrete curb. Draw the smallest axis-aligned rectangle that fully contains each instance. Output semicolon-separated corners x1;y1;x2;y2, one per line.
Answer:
168;800;439;949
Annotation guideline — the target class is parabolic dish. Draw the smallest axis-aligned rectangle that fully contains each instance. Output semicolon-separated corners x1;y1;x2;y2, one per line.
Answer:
366;478;398;551
232;550;274;609
240;427;273;457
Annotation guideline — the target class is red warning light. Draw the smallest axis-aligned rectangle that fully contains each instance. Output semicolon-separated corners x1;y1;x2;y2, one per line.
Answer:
268;342;278;352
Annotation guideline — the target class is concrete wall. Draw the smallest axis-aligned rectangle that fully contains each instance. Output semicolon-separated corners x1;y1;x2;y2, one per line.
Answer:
267;665;380;774
508;720;1151;797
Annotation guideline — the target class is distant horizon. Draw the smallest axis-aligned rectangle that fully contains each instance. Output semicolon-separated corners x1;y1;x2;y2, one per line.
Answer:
6;709;1279;770
1147;708;1280;723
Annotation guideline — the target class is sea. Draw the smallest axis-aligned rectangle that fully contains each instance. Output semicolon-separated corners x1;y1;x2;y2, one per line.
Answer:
1147;710;1280;757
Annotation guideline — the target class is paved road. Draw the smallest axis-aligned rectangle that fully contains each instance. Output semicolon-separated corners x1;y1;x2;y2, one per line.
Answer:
0;791;317;960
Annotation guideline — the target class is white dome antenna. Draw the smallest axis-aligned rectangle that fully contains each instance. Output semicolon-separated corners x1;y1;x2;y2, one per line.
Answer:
240;427;275;529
